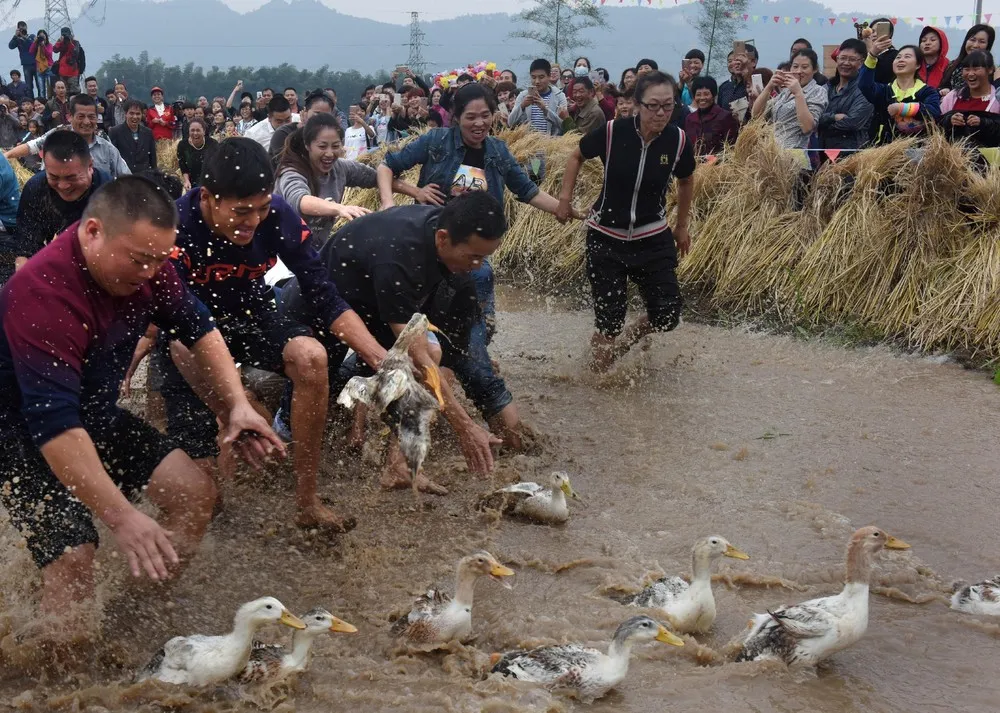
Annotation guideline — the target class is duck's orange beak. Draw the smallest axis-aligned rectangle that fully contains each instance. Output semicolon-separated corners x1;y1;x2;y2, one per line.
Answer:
422;364;446;409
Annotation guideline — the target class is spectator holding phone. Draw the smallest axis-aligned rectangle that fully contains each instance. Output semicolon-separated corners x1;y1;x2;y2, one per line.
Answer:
860;34;940;144
508;58;569;136
678;49;706;105
751;48;828;149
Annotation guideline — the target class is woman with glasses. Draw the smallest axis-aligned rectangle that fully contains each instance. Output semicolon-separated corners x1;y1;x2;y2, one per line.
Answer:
556;70;695;373
817;39;873;151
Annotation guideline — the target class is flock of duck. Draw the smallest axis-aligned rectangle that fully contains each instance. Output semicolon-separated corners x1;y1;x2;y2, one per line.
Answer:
134;313;1000;701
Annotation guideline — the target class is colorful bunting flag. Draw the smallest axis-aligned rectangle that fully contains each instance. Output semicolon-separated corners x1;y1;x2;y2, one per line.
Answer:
824;149;841;163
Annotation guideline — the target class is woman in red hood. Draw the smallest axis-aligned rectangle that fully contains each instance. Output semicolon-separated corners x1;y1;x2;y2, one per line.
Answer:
918;26;949;88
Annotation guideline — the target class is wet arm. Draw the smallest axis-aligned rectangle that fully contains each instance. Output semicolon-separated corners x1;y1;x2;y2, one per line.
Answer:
392;323;475;433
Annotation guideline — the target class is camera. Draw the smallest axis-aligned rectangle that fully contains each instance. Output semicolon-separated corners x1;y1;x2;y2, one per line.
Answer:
60;27;72;38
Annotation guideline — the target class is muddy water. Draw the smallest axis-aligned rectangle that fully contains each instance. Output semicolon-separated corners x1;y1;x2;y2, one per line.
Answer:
1;287;999;712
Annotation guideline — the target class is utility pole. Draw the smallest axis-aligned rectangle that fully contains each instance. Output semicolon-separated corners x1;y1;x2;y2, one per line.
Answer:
975;0;983;24
45;0;73;37
706;0;720;75
407;11;426;76
554;0;561;64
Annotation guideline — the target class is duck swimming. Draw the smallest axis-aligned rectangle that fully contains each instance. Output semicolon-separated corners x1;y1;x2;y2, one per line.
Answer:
617;535;749;634
391;551;515;644
490;615;683;700
478;472;580;524
735;526;910;666
237;608;358;683
137;597;306;686
951;576;1000;616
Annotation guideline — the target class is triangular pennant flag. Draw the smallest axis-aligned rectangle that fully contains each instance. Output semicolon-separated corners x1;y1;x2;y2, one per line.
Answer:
852;16;858;22
824;149;842;162
724;11;731;17
945;16;952;26
903;17;912;25
956;15;963;23
981;148;1000;167
829;17;836;25
784;16;791;24
743;13;749;21
987;13;993;23
805;17;812;24
931;16;937;24
704;154;719;165
752;15;759;22
773;15;780;22
794;16;800;23
916;17;923;21
889;17;897;25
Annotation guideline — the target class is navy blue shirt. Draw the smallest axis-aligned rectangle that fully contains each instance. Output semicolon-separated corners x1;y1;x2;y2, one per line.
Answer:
171;190;351;329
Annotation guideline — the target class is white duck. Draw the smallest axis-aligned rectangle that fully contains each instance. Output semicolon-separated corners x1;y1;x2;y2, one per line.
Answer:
391;551;515;644
137;597;306;686
951;576;1000;616
490;615;683;700
735;526;910;666
478;472;580;524
618;535;749;633
237;608;358;683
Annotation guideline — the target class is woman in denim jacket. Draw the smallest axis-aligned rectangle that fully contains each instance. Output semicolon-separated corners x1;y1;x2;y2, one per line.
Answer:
376;83;575;448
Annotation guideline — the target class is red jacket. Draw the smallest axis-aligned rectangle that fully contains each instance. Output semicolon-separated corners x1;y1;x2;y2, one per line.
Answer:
145;105;176;140
685;103;739;156
918;26;950;88
52;37;81;78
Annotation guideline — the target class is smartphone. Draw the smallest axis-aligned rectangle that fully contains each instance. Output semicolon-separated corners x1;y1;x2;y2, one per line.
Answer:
682;59;692;72
418;97;428;109
256;90;262;99
393;93;403;107
589;70;602;85
875;21;891;38
751;74;764;93
733;40;746;56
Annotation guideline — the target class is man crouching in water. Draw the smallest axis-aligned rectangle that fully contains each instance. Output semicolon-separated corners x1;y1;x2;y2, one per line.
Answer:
0;176;284;627
279;191;507;494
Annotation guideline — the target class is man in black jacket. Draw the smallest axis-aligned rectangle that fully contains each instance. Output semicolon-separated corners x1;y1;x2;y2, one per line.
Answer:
109;99;156;175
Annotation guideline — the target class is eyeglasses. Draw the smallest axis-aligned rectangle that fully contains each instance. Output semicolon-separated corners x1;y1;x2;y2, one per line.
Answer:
639;101;675;115
837;55;863;64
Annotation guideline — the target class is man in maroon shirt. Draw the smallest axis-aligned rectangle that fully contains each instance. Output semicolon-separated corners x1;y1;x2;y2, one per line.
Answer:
0;176;285;624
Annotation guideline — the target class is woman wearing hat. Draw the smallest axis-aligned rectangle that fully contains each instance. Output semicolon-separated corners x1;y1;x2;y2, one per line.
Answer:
145;86;175;141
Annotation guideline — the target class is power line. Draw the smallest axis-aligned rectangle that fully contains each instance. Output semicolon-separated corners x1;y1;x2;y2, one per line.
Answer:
406;11;426;75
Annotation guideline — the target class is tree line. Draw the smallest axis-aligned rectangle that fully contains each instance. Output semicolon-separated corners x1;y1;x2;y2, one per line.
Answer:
94;51;393;104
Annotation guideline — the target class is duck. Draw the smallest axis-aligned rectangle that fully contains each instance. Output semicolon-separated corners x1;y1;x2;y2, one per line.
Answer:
237;608;358;683
136;597;306;686
477;472;580;524
338;313;445;490
391;551;515;644
616;536;749;634
490;615;683;700
950;576;1000;616
735;526;910;666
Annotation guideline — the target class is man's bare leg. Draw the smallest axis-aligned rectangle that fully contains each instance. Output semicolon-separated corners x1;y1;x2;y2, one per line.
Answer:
283;337;355;532
487;403;525;450
145;449;217;558
40;544;97;622
379;435;448;495
347;403;367;449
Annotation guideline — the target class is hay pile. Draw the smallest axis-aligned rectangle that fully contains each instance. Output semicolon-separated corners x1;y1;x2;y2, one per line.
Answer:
340;122;1000;361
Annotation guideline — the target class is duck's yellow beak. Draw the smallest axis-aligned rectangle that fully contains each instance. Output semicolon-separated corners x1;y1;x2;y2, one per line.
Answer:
426;322;441;333
422;364;446;410
560;478;580;501
885;534;911;550
490;563;515;578
655;624;684;646
280;610;307;630
329;616;358;634
724;544;750;560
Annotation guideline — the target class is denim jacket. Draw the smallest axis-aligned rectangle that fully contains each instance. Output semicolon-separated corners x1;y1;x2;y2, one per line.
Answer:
382;126;539;209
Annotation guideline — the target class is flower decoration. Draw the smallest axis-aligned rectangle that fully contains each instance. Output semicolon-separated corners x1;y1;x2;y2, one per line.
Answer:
433;61;502;90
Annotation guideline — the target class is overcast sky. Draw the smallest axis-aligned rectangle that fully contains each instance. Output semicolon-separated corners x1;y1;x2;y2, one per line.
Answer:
6;0;991;26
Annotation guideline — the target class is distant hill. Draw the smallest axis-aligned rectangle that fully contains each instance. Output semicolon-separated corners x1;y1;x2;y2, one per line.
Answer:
0;1;973;83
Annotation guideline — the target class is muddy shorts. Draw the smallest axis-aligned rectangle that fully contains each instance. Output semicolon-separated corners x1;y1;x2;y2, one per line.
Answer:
158;310;313;459
0;409;178;568
585;228;683;339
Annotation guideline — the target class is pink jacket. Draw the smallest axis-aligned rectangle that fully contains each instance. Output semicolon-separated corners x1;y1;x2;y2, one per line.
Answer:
940;84;1000;114
28;40;53;71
